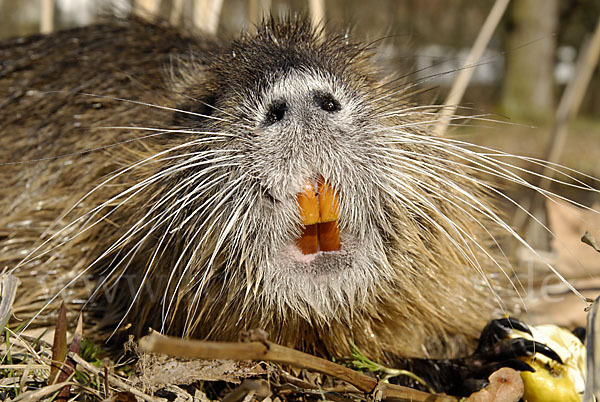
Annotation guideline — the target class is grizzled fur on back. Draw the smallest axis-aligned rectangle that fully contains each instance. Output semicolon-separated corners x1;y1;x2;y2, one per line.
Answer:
1;16;514;362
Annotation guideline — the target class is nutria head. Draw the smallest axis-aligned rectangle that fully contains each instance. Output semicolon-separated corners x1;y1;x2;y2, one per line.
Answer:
2;17;508;360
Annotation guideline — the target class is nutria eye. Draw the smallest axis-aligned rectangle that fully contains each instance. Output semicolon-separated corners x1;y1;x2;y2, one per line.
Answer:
265;100;288;125
314;91;341;113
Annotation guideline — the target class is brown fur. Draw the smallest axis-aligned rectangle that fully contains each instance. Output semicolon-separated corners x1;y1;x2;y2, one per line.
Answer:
1;17;514;363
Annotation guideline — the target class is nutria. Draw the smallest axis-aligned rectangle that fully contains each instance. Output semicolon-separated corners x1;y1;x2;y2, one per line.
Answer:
0;16;560;383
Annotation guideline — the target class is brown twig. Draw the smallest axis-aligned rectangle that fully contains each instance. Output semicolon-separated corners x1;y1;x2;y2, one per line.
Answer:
139;333;456;401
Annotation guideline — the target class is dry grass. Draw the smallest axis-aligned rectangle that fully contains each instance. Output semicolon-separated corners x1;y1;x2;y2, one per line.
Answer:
0;291;416;401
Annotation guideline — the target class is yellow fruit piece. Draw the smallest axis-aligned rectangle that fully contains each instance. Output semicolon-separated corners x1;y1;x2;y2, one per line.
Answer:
511;325;585;402
521;361;580;402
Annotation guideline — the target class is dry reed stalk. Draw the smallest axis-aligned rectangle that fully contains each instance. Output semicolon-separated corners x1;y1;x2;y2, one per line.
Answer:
248;0;272;28
40;0;55;34
193;0;224;34
432;0;511;137
309;0;325;39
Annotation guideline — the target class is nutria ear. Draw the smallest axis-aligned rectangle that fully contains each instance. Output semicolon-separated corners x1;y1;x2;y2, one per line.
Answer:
172;92;217;126
167;54;220;126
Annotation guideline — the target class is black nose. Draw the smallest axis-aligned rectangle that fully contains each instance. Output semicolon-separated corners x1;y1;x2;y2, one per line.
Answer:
265;99;288;125
313;91;341;113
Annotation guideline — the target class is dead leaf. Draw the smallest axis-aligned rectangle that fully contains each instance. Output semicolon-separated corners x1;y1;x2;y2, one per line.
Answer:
49;302;67;386
0;274;20;331
582;231;600;253
56;313;83;401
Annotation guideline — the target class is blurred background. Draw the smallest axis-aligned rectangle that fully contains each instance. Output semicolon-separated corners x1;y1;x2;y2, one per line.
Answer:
1;0;599;326
1;0;598;172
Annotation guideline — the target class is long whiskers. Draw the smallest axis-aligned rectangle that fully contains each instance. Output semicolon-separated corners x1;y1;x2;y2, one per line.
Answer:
376;128;595;302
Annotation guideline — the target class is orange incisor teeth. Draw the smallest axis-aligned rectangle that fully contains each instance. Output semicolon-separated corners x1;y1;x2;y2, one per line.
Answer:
297;182;320;225
296;178;341;255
